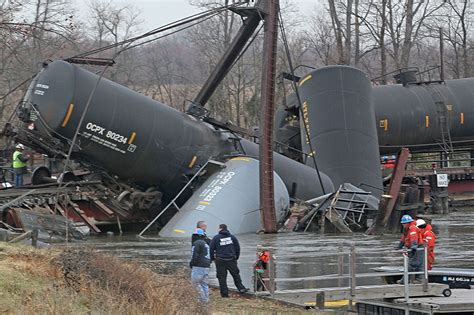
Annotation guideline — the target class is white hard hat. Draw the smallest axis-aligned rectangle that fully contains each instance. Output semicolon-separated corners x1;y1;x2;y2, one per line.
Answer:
416;219;426;227
15;144;24;150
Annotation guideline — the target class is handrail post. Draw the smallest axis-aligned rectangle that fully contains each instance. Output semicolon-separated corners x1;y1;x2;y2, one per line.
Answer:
423;245;429;292
338;246;344;288
403;250;410;303
269;250;275;295
348;243;356;311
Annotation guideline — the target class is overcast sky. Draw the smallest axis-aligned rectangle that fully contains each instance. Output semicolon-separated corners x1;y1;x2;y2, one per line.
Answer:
68;0;320;32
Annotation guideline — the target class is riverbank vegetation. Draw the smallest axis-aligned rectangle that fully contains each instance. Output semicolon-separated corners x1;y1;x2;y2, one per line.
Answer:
0;243;204;314
0;243;323;314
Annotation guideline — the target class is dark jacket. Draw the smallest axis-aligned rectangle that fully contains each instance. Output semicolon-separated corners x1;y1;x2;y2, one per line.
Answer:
190;238;211;268
210;230;240;261
191;233;211;246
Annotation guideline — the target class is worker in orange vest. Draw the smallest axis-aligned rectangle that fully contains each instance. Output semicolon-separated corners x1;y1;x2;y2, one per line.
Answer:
397;215;423;283
254;245;270;291
416;219;436;270
383;157;396;168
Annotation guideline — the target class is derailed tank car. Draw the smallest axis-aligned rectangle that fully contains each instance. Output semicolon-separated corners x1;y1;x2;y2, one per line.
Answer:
12;60;335;235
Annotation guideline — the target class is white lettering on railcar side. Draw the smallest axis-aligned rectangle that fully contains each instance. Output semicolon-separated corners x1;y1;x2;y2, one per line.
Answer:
83;122;133;154
194;171;236;212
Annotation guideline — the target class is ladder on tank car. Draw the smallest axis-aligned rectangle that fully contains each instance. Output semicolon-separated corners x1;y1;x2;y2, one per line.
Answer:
137;159;226;237
430;87;453;154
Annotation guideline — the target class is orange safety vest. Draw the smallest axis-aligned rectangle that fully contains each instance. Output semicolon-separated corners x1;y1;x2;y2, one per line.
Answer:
420;224;436;269
400;221;422;248
421;224;436;249
385;160;396;168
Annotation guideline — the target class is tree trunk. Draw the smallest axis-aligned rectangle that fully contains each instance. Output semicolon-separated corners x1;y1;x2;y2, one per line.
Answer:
328;0;344;64
354;0;360;67
400;0;414;69
344;0;353;65
380;0;387;83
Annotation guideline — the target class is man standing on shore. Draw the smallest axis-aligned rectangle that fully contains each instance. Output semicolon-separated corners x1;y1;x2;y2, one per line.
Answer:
190;228;211;303
210;224;249;297
192;220;211;246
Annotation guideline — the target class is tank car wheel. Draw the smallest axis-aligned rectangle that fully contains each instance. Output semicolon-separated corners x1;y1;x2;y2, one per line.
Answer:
117;190;131;202
442;288;452;297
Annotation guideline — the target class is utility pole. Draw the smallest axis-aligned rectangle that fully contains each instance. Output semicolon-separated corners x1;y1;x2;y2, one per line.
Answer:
259;0;279;233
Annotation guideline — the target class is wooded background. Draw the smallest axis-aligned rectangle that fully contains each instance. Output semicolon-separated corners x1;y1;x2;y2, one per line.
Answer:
1;0;472;130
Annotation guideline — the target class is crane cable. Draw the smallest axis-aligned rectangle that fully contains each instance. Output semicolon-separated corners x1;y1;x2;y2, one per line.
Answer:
71;1;250;58
277;10;326;194
52;4;251;241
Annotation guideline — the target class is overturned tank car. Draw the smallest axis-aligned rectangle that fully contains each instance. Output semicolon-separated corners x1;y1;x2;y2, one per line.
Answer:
5;60;345;238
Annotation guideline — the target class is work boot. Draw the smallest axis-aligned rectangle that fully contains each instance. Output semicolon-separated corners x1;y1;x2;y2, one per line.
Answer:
239;288;250;293
221;294;229;298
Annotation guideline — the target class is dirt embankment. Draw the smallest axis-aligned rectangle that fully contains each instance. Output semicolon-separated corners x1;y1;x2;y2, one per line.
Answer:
0;244;315;314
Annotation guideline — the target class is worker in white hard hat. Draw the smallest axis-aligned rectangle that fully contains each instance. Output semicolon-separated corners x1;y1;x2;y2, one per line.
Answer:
12;144;28;187
416;219;436;270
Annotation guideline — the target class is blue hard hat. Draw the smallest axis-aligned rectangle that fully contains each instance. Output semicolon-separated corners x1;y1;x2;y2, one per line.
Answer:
400;215;414;224
195;228;205;236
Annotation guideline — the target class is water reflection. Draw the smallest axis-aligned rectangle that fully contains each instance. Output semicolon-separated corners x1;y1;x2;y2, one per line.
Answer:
78;208;474;290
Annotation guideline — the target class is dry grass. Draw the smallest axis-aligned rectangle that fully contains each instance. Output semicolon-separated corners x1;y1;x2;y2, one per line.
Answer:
0;243;205;314
209;291;316;315
0;243;333;314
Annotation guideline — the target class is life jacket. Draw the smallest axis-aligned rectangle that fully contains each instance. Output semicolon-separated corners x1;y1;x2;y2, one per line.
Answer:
258;250;270;263
400;221;422;248
421;224;436;249
385;160;396;168
255;250;270;272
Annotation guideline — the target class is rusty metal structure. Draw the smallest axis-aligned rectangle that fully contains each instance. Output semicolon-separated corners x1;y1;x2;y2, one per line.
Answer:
259;0;279;233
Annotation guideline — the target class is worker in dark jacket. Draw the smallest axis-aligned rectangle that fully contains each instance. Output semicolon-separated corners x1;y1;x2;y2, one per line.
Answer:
12;144;28;187
191;220;211;246
190;228;211;303
210;224;249;297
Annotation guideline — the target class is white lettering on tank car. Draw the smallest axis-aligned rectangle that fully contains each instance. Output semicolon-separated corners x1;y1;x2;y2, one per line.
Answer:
194;171;236;211
86;122;105;135
36;84;49;89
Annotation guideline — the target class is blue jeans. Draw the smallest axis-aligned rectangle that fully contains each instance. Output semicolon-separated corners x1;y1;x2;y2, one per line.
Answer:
15;173;23;187
191;266;209;303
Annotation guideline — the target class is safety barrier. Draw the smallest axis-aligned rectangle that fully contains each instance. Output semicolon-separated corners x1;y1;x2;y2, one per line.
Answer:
254;244;434;311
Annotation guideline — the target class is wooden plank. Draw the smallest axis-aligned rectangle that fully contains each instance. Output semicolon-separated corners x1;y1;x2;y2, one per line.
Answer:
91;199;115;217
68;202;101;234
7;230;32;243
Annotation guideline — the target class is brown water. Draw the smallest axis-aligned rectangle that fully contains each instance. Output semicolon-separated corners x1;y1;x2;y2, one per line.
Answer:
80;207;474;290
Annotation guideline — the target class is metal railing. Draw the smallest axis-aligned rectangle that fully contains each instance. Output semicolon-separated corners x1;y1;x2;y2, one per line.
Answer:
255;244;430;311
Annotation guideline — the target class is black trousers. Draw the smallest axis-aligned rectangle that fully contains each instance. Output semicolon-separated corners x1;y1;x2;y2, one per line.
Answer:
215;259;245;296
